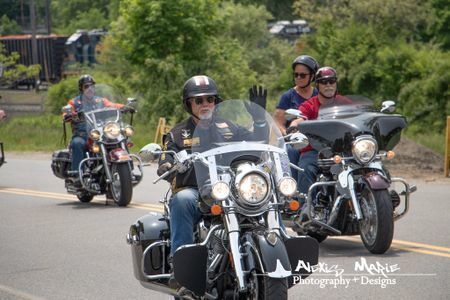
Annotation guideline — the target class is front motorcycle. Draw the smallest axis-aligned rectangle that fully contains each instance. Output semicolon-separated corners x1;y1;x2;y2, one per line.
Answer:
51;88;143;206
284;95;416;254
128;100;319;299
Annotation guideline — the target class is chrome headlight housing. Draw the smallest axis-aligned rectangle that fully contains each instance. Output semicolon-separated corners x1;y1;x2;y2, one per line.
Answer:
352;136;378;164
103;122;121;139
211;181;230;201
236;172;269;206
124;125;134;137
278;177;297;197
89;129;101;140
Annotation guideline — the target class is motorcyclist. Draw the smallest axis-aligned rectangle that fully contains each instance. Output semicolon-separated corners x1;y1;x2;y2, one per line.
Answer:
288;67;351;199
0;109;6;120
274;55;319;181
63;74;125;177
157;75;268;262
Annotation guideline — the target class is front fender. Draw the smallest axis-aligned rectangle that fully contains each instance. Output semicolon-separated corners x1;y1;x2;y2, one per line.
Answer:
362;172;390;190
248;233;292;278
109;148;131;162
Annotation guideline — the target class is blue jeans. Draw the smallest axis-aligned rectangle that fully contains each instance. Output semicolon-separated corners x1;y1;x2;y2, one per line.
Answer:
70;135;87;172
286;144;300;181
297;150;319;202
169;188;203;256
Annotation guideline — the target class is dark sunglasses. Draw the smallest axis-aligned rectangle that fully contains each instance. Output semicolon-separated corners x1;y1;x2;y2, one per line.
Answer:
317;78;337;85
293;72;311;79
83;84;94;89
190;96;216;105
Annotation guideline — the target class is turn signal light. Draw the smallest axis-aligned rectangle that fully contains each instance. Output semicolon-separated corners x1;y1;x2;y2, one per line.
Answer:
211;204;222;216
386;151;395;160
127;142;134;148
289;200;300;211
92;144;100;153
333;155;343;164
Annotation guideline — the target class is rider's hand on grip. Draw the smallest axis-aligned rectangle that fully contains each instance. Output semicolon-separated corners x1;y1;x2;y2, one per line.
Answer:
286;126;299;135
245;85;267;124
122;105;136;114
157;162;172;176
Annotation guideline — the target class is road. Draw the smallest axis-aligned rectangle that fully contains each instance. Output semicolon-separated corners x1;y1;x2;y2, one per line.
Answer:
0;156;449;300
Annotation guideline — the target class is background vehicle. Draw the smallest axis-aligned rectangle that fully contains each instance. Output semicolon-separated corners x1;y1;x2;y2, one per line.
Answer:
128;100;319;299
51;85;143;206
283;96;417;254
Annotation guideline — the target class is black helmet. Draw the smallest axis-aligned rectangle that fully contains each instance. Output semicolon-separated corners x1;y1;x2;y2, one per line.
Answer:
315;67;337;82
182;75;220;114
292;55;319;80
78;74;96;91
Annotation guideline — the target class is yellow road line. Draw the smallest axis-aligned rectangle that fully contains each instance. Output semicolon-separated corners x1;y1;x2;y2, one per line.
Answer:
2;187;450;257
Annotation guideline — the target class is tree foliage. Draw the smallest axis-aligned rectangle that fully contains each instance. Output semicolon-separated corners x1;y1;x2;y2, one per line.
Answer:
0;44;40;87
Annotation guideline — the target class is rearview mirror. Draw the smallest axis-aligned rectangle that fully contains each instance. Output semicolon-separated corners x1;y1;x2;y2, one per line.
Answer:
138;143;162;163
285;108;306;121
286;132;309;150
381;100;396;113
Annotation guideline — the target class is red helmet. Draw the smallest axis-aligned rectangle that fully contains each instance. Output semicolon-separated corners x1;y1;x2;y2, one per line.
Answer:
315;67;337;82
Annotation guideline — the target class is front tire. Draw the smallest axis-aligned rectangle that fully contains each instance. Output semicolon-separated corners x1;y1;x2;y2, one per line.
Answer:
77;194;93;203
108;163;133;207
359;187;393;254
257;277;287;300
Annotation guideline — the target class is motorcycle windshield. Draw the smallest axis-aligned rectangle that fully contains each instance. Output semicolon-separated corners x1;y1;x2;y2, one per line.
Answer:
84;108;121;131
316;95;376;119
192;99;290;190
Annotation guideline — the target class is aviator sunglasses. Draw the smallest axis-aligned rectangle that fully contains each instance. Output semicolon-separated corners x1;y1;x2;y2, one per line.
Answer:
293;72;311;79
190;96;216;105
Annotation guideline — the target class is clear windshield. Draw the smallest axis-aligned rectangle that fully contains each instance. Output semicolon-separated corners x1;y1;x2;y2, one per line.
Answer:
84;108;121;131
192;99;290;189
317;95;377;119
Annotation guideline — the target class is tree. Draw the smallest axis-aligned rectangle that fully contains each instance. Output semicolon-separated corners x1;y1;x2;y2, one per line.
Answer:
0;14;21;35
0;43;40;87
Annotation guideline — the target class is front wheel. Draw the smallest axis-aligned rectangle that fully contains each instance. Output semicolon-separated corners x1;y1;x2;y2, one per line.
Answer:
247;271;287;300
77;194;94;203
359;187;393;254
108;163;133;207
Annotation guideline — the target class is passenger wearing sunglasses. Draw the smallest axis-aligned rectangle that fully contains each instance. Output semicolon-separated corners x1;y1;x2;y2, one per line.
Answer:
288;67;351;198
274;55;319;181
63;74;125;176
156;75;268;283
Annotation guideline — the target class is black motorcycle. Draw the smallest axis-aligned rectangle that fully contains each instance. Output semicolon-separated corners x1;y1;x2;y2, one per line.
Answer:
0;141;4;168
283;96;416;254
127;100;319;299
51;92;143;207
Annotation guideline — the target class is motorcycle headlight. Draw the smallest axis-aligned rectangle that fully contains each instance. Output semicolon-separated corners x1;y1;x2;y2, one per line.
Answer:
103;122;121;139
124;126;134;137
237;173;269;205
89;129;101;140
352;136;378;164
211;181;230;201
278;177;297;197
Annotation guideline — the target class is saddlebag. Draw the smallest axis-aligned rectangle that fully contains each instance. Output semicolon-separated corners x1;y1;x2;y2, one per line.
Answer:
51;150;71;179
127;212;171;282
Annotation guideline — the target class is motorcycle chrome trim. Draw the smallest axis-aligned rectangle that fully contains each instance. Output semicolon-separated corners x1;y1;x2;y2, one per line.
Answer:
224;213;246;291
199;224;223;246
352;135;378;165
78;156;103;193
347;175;363;220
141;240;171;280
242;241;265;273
391;177;416;221
100;144;113;183
207;253;224;277
327;195;344;226
303;181;342;235
199;143;286;159
129;153;144;186
267;259;292;278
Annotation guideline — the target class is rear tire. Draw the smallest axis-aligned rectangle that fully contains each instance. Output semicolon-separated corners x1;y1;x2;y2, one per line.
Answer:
359;187;393;254
108;163;133;207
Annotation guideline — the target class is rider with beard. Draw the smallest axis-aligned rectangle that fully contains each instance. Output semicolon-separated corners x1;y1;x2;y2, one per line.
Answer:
63;75;125;178
157;75;268;268
288;67;351;201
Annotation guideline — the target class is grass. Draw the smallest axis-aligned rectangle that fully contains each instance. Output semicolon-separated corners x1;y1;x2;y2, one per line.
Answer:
405;131;445;156
0;114;156;152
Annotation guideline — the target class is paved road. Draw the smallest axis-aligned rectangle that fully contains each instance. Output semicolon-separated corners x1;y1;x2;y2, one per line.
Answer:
0;156;449;299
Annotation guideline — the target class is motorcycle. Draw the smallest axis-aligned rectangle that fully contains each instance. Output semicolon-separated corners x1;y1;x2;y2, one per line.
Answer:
0;109;6;167
128;100;319;299
51;85;143;206
283;95;417;254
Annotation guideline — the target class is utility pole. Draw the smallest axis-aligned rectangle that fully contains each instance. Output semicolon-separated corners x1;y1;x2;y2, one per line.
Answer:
45;0;52;34
29;0;39;88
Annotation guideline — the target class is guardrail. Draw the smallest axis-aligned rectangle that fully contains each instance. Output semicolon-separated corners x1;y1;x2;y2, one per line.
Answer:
445;116;450;177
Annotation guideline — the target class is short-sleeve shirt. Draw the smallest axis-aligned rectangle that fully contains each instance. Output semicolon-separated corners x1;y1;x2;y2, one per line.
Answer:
277;88;318;127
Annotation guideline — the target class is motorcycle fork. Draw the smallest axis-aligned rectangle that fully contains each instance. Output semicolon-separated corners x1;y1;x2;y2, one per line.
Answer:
224;211;247;292
100;144;113;183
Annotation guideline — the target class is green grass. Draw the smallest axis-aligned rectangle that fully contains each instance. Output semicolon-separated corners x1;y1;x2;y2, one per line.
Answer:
0;114;156;152
405;131;445;155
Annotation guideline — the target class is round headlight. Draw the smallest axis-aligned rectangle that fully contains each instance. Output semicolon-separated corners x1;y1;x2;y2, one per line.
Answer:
352;137;377;164
124;126;134;137
238;173;268;205
103;122;121;139
278;177;297;197
90;129;101;140
211;181;230;201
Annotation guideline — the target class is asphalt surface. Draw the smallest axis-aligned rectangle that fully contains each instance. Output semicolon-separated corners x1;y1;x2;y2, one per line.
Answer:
0;156;449;300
